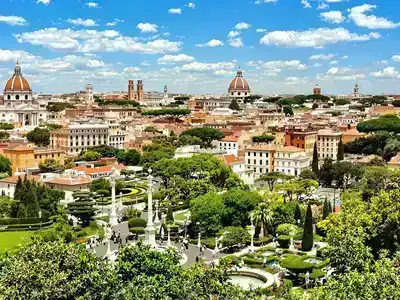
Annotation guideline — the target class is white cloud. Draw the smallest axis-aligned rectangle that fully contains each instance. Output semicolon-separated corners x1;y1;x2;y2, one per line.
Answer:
285;76;308;85
0;49;35;62
180;61;236;72
320;67;366;80
313;63;322;68
0;16;27;26
235;22;251;30
15;28;182;54
393;55;400;63
317;2;329;10
37;0;50;5
186;3;195;9
195;39;224;47
137;23;158;33
85;2;98;8
254;0;278;4
67;18;97;27
228;38;243;48
246;60;307;72
301;0;311;8
341;55;349;60
256;28;267;33
158;54;195;64
228;31;240;38
260;27;380;48
329;60;338;65
168;8;182;14
124;67;140;72
320;11;345;24
371;67;400;79
141;61;151;66
349;4;400;29
214;70;235;76
309;53;335;60
106;19;123;27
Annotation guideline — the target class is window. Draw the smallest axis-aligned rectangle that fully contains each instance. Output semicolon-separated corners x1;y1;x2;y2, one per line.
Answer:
248;159;250;164
7;95;10;100
25;95;28;100
15;95;20;100
254;152;256;156
259;153;262;157
253;160;256;164
260;160;262;165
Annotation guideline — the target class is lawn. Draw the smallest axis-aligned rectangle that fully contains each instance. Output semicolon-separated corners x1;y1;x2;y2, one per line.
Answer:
0;231;34;251
174;210;189;222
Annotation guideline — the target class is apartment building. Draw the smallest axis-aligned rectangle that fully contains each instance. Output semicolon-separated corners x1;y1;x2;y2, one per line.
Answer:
317;129;343;160
274;146;310;176
245;145;276;179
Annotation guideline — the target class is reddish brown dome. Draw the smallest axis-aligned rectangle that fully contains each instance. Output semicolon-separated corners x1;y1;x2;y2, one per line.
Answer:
4;63;31;92
228;68;250;91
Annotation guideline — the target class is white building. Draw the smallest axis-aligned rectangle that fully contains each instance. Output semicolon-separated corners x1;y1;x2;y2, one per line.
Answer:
317;129;343;161
218;136;239;157
228;67;251;100
274;146;310;176
107;120;127;149
1;62;47;126
245;145;276;180
85;83;94;105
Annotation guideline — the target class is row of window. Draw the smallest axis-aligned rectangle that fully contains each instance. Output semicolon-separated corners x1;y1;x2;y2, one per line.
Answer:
70;129;108;134
247;152;270;158
69;135;108;141
247;159;270;166
6;95;29;100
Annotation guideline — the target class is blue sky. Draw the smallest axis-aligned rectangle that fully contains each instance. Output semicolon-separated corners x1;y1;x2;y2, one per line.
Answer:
0;0;399;95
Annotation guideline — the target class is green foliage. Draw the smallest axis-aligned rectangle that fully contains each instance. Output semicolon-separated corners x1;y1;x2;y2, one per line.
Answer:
306;94;330;101
166;205;174;223
143;126;162;133
229;99;240;111
252;134;275;144
337;139;344;161
283;105;294;116
280;255;314;274
39;159;64;173
66;191;96;226
174;96;190;101
190;193;226;236
0;123;14;130
276;223;296;236
302;204;313;251
299;169;317;180
46;102;75;112
180;127;225;148
256;172;291;190
277;235;291;248
333;161;364;189
78;150;101;161
252;202;274;237
85;145;121;158
219;226;250;248
26;127;50;146
335;99;351;106
141;109;190;117
117;149;141;166
222;189;262;227
318;158;334;186
128;218;147;228
96;98;140;107
0;196;14;218
0;155;11;175
357;115;400;133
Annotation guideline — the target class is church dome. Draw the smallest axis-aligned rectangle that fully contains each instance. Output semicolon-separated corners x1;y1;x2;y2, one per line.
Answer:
228;68;250;91
4;62;31;92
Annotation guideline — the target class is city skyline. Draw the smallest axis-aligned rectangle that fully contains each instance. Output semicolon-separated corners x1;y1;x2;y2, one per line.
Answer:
0;0;399;94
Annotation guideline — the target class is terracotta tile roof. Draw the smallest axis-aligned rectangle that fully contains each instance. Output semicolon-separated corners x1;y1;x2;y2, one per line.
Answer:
47;176;92;186
246;145;277;151
71;164;126;175
276;146;304;153
343;129;365;136
221;135;239;142
0;175;40;184
4;144;33;152
223;154;244;164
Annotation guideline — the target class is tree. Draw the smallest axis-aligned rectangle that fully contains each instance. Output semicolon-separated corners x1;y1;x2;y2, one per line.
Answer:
143;126;161;133
318;158;334;186
26;127;50;146
0;155;11;175
283;105;294;116
190;193;226;236
322;197;329;220
294;203;302;224
141;109;190;117
180;128;225;148
66;191;96;226
252;202;273;237
78;150;101;161
39;159;64;173
166;205;174;223
299;169;317;180
302;204;313;251
0;196;13;218
117;149;141;166
256;172;291;190
0;239;110;299
222;189;262;227
46;102;75;112
0;122;14;130
219;227;250;249
312;142;319;174
337;139;344;161
252;134;275;144
333;161;364;189
357;115;400;134
229;99;240;111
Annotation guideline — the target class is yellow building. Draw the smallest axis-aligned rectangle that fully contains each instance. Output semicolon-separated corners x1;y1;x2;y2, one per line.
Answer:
3;144;65;174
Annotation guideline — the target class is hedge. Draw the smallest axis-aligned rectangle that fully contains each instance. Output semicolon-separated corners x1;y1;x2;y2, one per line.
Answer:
0;217;49;225
277;235;291;248
224;255;239;265
128;218;147;228
310;268;325;279
280;255;314;274
242;257;263;267
315;258;330;269
3;220;54;231
252;236;273;246
129;227;145;234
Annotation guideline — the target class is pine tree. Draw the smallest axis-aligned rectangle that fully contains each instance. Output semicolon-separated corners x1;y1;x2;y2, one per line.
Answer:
337;139;344;161
312;142;319;174
229;99;240;111
14;176;23;201
302;204;314;251
66;191;96;226
322;197;329;220
166;205;174;223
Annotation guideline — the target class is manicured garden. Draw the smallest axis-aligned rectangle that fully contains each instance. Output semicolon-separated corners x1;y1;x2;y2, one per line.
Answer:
0;231;34;251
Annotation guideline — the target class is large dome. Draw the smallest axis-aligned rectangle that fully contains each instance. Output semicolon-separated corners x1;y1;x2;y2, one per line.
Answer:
4;62;31;92
228;68;250;91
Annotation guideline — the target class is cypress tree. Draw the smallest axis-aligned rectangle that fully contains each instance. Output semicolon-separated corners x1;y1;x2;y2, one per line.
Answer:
337;139;344;161
166;205;174;223
312;142;319;174
294;203;302;224
302;204;314;251
229;99;240;111
14;176;23;201
322;197;329;220
328;199;333;214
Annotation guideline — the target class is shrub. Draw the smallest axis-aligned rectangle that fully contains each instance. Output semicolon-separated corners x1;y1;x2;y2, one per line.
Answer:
224;255;239;265
243;257;262;267
310;268;325;279
315;258;330;269
129;227;145;234
280;255;314;274
276;224;296;236
277;235;291;248
253;236;272;246
89;221;98;229
128;218;147;228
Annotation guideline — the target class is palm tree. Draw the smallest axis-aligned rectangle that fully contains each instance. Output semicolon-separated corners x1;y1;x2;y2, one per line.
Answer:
252;202;273;237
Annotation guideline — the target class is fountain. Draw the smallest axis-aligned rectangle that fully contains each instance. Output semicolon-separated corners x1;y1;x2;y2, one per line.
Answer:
289;227;295;251
228;268;275;290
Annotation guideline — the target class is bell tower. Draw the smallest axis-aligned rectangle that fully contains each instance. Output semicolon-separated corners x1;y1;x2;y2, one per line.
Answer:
137;80;144;102
128;80;135;101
